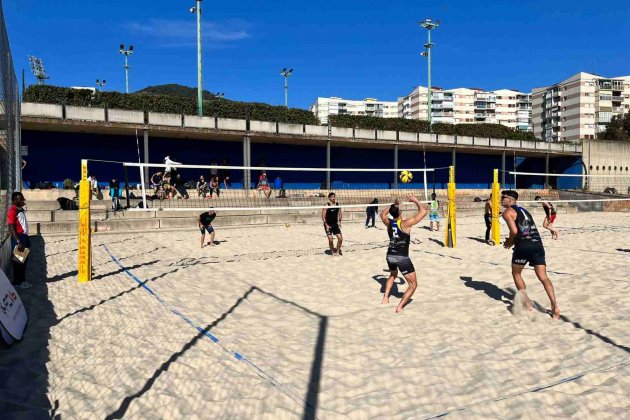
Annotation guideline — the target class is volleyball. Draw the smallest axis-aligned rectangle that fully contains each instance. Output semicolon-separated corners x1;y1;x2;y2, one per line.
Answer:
399;170;413;183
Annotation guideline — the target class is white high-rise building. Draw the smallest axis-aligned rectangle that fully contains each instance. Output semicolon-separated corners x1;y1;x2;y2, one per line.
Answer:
311;97;398;124
398;86;532;131
532;72;630;142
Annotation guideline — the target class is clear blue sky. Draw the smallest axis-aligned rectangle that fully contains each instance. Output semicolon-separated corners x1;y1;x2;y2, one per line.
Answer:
6;0;630;109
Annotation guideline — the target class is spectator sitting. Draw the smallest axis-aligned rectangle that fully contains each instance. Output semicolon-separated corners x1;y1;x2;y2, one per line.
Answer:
151;171;163;190
89;174;103;200
220;159;231;189
162;172;173;199
197;175;208;198
257;171;272;198
209;175;221;198
172;174;189;199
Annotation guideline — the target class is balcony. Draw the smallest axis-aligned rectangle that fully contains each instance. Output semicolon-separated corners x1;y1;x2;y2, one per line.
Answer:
611;96;624;102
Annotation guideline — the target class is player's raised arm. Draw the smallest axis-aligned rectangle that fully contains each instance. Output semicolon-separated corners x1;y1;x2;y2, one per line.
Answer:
403;195;427;227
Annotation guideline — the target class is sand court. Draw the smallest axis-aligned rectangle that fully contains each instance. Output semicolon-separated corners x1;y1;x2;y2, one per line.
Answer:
1;213;629;418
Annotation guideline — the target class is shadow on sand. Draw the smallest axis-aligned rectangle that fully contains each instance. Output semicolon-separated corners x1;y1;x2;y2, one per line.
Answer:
459;276;630;354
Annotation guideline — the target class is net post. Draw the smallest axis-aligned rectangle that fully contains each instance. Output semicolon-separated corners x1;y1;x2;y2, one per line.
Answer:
139;163;147;209
444;165;456;248
78;159;92;282
491;169;501;246
423;170;428;201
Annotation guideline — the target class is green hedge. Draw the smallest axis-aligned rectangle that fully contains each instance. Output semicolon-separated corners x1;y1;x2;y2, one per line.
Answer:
23;85;318;125
330;114;538;141
23;85;538;140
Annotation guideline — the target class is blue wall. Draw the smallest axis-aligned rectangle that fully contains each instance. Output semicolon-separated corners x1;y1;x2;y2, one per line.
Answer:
21;130;581;190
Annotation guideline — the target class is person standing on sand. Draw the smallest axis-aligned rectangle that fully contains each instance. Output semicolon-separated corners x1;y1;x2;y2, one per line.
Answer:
380;194;427;313
535;196;559;240
322;192;343;256
501;190;560;319
484;194;493;245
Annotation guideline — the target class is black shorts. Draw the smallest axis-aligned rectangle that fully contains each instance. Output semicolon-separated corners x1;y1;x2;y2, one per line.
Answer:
325;223;341;236
386;254;415;275
512;243;546;266
200;225;215;235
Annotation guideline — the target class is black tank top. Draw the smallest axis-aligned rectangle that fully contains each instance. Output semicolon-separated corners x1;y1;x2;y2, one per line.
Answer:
325;203;340;225
512;205;542;245
387;219;411;256
543;202;556;218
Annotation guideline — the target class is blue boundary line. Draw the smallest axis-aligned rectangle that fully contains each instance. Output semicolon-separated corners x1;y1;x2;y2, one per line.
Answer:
101;244;310;413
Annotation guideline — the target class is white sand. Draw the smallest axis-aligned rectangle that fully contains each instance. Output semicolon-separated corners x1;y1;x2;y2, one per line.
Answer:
1;212;630;418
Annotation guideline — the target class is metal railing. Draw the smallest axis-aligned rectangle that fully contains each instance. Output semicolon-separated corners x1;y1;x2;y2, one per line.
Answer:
0;0;20;271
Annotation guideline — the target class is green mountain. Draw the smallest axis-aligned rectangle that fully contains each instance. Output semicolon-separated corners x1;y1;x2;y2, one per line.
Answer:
135;84;219;100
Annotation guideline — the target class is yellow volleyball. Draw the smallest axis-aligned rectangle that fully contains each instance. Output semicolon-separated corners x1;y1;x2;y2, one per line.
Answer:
399;170;413;184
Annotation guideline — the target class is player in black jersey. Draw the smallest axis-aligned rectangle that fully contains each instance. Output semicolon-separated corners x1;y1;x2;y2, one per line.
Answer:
322;192;343;256
380;194;427;313
502;190;560;319
197;210;217;248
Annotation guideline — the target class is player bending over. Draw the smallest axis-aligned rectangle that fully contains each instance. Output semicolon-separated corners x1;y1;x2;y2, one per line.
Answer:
197;210;217;248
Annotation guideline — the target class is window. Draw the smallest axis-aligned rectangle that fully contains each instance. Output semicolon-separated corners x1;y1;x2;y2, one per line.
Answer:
596;166;599;170
608;166;612;170
589;165;593;170
614;166;617;171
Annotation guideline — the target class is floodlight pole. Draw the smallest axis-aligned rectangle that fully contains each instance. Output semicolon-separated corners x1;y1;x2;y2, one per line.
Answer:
420;18;439;134
119;44;134;93
281;68;293;107
195;0;203;116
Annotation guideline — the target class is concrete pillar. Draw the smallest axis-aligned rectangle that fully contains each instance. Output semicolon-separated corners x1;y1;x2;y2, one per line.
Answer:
143;129;150;186
394;144;399;189
243;136;251;189
451;148;456;170
326;139;331;190
501;150;506;186
545;153;550;188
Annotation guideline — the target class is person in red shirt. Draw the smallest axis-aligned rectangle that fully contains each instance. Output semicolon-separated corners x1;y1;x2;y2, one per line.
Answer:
7;191;32;289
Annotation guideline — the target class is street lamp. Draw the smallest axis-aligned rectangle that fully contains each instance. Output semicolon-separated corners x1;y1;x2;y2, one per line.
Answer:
280;68;293;107
96;79;106;91
119;44;134;93
190;1;203;116
419;18;440;133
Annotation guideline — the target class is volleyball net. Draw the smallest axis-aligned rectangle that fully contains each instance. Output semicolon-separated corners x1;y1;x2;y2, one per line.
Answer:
499;170;630;204
85;161;453;212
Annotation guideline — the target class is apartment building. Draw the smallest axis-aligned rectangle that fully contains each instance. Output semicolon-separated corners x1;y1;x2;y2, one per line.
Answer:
310;97;398;124
532;72;630;142
398;86;532;130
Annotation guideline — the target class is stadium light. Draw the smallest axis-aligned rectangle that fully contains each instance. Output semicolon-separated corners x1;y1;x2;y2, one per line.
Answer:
96;79;107;91
419;18;440;133
119;44;134;93
280;68;293;107
28;55;50;85
190;0;204;116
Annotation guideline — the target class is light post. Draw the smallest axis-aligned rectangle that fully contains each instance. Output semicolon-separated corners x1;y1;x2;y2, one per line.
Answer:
419;18;439;133
119;44;134;93
190;0;203;116
96;79;106;92
281;68;293;107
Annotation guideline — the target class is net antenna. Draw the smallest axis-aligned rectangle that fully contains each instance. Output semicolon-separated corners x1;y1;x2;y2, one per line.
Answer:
28;55;49;84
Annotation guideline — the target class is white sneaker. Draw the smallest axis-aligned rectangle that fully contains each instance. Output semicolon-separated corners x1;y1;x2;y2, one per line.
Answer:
18;282;33;290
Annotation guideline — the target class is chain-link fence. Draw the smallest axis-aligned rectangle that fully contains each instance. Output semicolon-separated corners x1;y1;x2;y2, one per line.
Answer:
0;0;20;273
